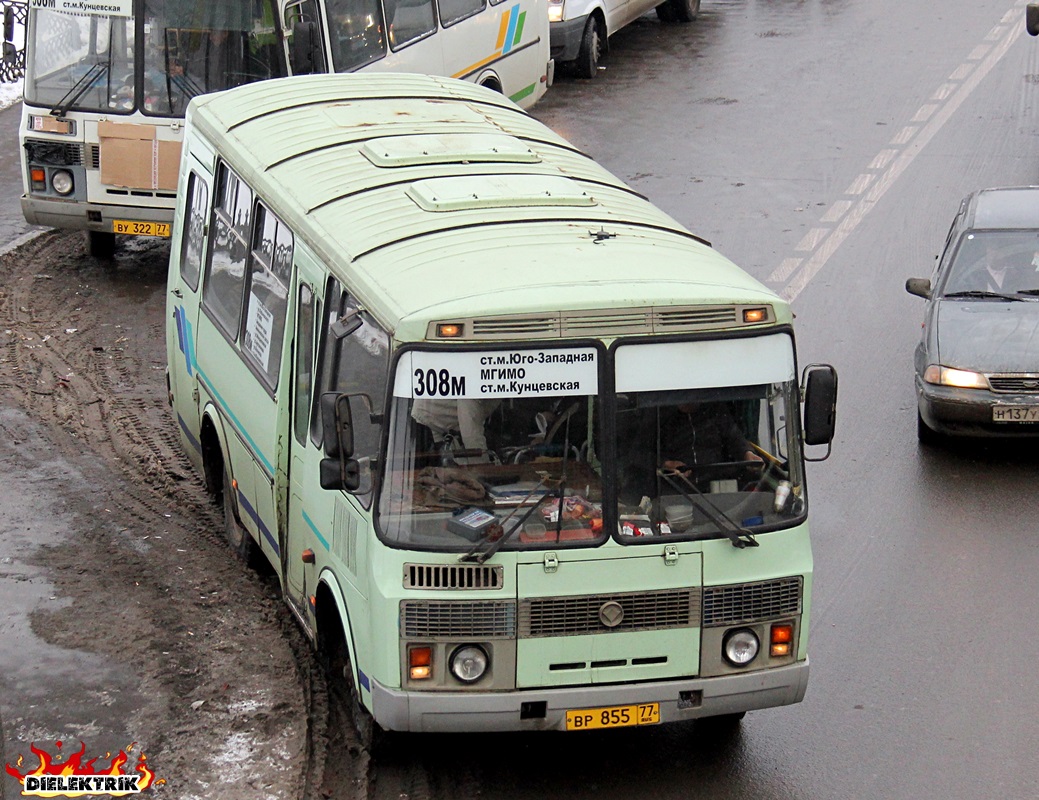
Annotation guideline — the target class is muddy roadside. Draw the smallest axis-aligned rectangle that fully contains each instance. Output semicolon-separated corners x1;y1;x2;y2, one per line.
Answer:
0;231;323;799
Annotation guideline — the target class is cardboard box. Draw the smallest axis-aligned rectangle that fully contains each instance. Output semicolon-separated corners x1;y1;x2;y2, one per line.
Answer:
98;121;181;191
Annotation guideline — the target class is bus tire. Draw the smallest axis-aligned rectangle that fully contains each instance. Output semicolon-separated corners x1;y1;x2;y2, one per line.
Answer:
87;230;116;260
222;467;259;566
324;623;381;753
575;16;604;79
658;0;699;22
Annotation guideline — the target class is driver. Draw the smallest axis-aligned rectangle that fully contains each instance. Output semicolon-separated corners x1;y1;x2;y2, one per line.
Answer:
659;402;760;478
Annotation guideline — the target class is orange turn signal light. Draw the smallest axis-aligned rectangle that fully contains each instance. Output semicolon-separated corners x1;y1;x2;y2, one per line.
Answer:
743;307;767;324
770;623;793;657
436;323;463;338
409;645;433;679
30;168;45;183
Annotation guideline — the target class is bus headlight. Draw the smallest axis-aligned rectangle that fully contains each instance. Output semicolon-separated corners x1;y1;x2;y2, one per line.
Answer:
449;645;489;683
723;629;759;666
548;0;564;22
51;169;74;196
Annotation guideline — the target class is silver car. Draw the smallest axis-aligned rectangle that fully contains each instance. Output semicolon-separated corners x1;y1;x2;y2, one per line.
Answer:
906;186;1039;442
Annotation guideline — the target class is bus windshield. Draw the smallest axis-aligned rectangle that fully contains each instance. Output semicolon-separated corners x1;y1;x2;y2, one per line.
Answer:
377;334;807;553
24;0;285;117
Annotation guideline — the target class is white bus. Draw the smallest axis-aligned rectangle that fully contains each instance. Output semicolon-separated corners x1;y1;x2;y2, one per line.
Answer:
9;0;550;257
166;73;838;739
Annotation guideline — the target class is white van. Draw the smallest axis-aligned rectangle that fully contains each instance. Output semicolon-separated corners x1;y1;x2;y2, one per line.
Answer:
548;0;699;77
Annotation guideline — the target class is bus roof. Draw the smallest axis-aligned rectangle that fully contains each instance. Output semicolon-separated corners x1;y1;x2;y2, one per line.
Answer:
186;74;788;342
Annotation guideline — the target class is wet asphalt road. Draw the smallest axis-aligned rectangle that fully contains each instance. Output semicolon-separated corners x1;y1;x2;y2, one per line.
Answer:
3;0;1039;796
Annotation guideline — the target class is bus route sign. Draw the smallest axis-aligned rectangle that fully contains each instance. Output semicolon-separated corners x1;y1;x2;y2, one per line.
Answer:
395;347;599;399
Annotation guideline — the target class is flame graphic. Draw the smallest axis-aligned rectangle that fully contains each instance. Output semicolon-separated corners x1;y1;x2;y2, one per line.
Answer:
4;741;164;797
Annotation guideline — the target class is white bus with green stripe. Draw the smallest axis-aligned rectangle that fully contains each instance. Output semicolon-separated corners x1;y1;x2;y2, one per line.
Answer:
166;72;837;738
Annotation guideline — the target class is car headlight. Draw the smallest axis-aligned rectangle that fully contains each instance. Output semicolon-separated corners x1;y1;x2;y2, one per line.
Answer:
50;169;74;196
449;645;489;683
548;0;564;22
923;365;988;389
723;629;759;667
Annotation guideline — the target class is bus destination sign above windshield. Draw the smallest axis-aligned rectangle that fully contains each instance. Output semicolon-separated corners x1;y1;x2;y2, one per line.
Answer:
395;348;599;399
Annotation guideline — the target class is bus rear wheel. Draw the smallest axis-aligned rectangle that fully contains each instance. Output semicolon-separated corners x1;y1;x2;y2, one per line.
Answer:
87;230;116;260
222;467;259;566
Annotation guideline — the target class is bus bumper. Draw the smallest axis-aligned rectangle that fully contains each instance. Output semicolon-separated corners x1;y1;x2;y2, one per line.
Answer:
369;659;809;732
21;195;174;233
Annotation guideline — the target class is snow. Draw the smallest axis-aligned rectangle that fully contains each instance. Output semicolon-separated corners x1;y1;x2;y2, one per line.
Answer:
0;78;21;111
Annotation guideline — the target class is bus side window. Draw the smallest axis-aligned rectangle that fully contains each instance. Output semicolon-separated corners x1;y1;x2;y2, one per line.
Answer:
438;0;484;27
387;0;436;50
202;162;253;340
179;172;209;292
293;283;316;446
241;203;293;389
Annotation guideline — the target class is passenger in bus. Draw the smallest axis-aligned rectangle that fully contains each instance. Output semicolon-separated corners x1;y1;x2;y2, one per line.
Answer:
412;398;501;464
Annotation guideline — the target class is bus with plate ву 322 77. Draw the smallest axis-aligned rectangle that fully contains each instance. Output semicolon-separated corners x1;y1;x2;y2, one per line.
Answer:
7;0;550;259
165;72;838;737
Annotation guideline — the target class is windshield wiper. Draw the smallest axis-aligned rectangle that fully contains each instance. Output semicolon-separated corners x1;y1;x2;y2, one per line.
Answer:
52;61;109;117
942;290;1021;301
657;468;758;549
458;472;556;564
1014;288;1039;297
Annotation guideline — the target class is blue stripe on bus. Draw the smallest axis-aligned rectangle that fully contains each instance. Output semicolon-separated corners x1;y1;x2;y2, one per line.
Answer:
503;5;519;54
302;509;331;551
238;487;281;555
358;669;370;691
176;413;203;454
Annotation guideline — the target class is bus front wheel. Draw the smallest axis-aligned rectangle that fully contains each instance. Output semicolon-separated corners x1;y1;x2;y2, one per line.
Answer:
87;230;116;260
324;627;381;752
575;16;604;79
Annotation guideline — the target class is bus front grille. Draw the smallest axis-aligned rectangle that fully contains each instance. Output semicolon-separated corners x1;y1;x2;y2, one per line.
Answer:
401;600;516;638
25;139;85;167
518;589;699;637
404;563;503;590
701;577;803;628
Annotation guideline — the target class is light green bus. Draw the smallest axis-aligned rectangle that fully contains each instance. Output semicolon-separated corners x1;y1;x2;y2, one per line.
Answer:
166;72;837;738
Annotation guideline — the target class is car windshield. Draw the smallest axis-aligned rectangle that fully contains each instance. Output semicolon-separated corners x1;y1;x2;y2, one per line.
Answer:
941;230;1039;296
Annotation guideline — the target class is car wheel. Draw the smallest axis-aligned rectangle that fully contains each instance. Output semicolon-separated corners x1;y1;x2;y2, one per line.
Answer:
575;16;603;79
222;467;259;566
658;0;700;23
916;411;940;445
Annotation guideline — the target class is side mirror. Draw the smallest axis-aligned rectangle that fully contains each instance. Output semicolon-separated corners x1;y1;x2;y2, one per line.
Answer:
3;41;14;65
1028;4;1039;36
290;20;323;75
802;364;837;458
320;392;354;459
3;8;13;43
320;454;362;491
905;277;932;299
